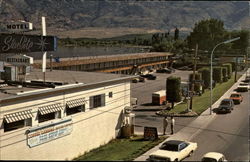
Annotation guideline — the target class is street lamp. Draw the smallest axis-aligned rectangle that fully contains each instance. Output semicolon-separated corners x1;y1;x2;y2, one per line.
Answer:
210;37;240;115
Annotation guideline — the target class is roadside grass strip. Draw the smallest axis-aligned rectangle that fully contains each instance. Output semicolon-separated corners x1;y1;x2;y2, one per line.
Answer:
166;75;239;115
74;136;166;161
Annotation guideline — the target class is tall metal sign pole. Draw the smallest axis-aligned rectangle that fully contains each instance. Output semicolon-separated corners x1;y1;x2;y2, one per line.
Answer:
42;16;47;83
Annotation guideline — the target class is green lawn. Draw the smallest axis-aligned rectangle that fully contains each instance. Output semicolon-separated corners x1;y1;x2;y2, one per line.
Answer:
168;74;240;115
74;136;166;161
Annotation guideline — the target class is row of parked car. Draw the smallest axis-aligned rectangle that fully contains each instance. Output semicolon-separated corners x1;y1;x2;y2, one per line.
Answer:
217;75;249;114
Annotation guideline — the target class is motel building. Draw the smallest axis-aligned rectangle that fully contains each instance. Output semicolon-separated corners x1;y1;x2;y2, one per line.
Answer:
0;68;135;160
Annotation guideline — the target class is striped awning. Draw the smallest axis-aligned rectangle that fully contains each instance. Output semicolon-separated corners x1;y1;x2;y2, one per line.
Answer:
38;103;63;115
66;98;86;108
4;110;33;123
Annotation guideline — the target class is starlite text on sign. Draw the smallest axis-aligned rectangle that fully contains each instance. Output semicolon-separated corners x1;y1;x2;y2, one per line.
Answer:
2;35;33;52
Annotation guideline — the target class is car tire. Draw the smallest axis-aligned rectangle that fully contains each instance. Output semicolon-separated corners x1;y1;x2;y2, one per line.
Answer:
188;150;194;157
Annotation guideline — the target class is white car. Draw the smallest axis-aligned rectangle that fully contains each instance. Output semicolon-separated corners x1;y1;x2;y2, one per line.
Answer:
237;82;249;92
239;82;250;90
201;152;227;162
148;140;197;162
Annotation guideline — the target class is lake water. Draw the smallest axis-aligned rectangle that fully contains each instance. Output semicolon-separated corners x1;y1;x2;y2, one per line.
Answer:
27;46;150;60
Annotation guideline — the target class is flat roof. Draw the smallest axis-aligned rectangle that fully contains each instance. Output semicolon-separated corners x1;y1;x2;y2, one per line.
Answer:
0;68;135;101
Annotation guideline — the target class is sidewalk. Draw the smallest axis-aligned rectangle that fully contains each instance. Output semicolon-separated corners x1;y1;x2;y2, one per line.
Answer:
134;72;247;161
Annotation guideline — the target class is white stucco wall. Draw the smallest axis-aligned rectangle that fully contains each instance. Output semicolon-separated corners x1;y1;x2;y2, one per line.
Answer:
0;81;131;160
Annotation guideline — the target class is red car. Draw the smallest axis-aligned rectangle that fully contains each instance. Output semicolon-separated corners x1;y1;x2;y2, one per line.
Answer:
230;93;243;104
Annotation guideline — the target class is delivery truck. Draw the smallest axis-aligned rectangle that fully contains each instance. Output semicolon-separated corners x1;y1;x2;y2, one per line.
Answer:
152;90;166;105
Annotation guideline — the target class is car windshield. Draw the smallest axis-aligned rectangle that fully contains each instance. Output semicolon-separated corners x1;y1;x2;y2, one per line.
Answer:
201;157;217;162
221;100;230;105
230;94;239;97
160;143;179;151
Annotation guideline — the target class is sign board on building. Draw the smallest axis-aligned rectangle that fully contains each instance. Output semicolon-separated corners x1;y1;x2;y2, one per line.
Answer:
5;21;33;32
144;127;158;140
27;118;73;148
0;33;57;53
6;54;33;66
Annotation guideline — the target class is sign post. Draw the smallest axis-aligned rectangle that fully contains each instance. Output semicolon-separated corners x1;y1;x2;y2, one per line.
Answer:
42;16;47;83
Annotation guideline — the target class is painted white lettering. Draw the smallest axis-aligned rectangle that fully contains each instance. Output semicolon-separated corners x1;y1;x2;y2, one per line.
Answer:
2;36;33;52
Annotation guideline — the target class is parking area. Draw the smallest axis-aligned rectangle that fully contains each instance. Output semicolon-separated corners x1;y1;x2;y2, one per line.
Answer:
131;70;194;135
131;69;192;109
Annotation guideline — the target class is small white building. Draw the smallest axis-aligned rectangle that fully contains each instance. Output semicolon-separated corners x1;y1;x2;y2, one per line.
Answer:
0;69;135;160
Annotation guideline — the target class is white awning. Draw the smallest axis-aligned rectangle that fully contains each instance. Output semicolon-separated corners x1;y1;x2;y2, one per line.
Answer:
66;98;86;108
38;103;63;115
4;110;33;123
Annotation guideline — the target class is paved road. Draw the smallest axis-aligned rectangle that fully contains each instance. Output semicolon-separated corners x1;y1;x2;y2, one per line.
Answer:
131;70;193;135
185;91;249;161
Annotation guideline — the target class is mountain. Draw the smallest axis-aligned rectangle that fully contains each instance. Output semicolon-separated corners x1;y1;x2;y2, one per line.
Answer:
0;0;249;38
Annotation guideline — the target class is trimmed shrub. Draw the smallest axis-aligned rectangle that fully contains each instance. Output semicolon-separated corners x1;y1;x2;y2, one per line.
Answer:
189;72;202;93
230;62;236;72
222;67;228;82
166;76;182;108
213;66;223;83
198;67;210;89
222;63;232;78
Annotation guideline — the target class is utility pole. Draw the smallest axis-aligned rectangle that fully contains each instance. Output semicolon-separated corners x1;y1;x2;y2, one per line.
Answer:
189;43;198;111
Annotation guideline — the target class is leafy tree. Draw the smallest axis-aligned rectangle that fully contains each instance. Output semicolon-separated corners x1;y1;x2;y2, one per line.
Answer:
230;30;249;55
174;27;179;40
186;18;227;51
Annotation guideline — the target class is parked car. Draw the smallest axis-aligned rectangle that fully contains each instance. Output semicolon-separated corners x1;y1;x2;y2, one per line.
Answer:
148;140;197;162
156;68;172;74
201;152;227;162
230;93;243;104
132;78;139;83
237;84;248;92
141;74;157;80
139;76;145;82
217;99;234;114
178;66;192;71
239;82;250;90
168;67;176;73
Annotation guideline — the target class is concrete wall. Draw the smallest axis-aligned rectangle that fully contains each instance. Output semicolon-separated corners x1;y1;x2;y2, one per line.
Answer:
0;82;131;160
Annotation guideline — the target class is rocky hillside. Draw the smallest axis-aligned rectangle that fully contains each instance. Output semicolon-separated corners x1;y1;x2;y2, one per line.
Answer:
0;0;249;38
